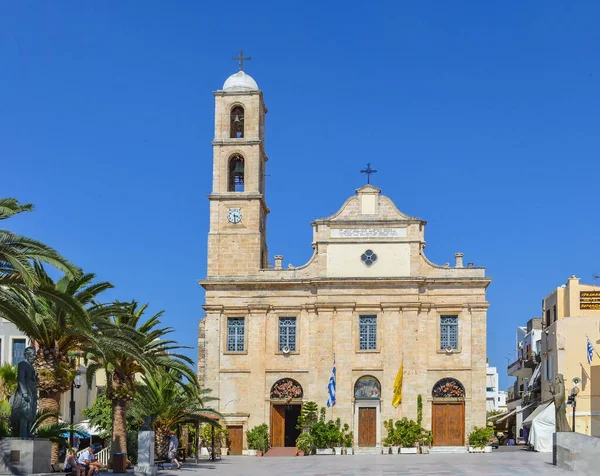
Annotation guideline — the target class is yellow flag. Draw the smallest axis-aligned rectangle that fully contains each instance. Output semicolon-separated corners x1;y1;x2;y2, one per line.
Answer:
392;362;403;407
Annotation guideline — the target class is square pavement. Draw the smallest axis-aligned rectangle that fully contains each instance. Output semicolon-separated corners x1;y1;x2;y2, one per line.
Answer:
149;447;569;475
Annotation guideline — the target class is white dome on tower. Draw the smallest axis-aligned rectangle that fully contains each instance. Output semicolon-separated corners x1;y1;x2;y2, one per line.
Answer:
222;71;259;92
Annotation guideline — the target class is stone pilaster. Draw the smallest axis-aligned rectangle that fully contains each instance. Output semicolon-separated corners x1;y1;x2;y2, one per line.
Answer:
197;318;207;388
381;304;402;426
203;307;223;405
400;305;420;420
469;304;488;432
248;305;269;429
332;304;354;428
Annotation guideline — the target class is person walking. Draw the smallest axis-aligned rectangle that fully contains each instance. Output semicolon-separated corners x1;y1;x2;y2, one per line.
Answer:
168;431;181;470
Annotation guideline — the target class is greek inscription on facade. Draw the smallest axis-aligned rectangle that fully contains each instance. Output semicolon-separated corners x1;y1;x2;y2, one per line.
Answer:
331;228;407;238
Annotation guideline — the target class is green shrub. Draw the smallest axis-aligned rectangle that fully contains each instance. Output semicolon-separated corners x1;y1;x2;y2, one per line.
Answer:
394;418;422;447
296;401;319;431
417;395;423;427
468;426;493;449
383;419;395;446
295;432;314;455
310;420;340;449
200;424;229;447
339;423;353;447
246;424;269;452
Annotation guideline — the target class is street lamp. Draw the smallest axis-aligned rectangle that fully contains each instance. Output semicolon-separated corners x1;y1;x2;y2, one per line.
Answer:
69;369;82;447
567;386;580;433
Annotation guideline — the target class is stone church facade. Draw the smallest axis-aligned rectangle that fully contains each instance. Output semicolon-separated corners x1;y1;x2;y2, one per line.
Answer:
198;68;491;453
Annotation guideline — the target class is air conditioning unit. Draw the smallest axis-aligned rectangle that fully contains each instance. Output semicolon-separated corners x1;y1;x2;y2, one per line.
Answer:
282;345;291;354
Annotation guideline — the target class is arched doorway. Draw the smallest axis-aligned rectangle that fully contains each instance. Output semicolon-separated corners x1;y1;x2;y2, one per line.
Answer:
354;376;381;447
270;378;303;448
431;378;466;446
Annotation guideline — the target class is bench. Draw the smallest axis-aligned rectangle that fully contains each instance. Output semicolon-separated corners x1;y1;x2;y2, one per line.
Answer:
50;463;73;474
155;460;168;470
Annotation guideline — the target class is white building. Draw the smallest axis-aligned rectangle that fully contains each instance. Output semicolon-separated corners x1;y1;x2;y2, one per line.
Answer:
486;362;507;412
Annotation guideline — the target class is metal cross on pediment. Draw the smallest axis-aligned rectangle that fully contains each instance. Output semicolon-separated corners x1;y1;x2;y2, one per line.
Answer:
360;163;377;184
232;50;251;71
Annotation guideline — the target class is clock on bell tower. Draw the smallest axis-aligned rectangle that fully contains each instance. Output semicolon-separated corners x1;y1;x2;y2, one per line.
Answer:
206;61;269;277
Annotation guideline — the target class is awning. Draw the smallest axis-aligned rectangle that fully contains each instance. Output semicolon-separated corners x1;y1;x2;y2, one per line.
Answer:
60;428;91;439
523;402;552;427
518;403;536;414
494;408;516;423
78;420;104;436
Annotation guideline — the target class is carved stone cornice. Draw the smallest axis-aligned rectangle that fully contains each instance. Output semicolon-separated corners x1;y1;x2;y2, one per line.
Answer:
247;304;270;313
202;305;224;313
468;302;491;311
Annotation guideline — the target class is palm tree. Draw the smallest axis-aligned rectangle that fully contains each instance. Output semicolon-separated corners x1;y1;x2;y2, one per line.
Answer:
14;265;113;463
0;364;17;401
85;302;197;463
0;198;78;287
130;369;219;458
0;198;83;328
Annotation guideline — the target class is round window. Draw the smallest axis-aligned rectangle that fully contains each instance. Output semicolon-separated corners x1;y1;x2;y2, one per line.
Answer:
360;249;378;267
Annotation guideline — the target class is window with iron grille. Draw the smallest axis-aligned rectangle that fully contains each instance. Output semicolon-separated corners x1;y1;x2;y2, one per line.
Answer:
278;317;296;351
227;318;245;352
359;316;377;350
440;315;458;350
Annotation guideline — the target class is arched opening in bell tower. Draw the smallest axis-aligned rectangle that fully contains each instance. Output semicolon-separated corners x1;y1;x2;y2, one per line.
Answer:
228;155;245;192
230;106;245;138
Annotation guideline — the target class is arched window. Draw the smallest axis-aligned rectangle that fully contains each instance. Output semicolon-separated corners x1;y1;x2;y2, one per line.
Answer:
230;106;244;138
354;375;381;399
228;155;244;192
270;378;303;401
431;378;465;398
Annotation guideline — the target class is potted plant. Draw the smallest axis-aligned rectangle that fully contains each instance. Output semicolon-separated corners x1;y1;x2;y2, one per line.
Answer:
246;424;269;456
296;432;313;456
344;430;354;455
242;447;256;456
310;410;339;455
383;419;398;454
468;427;493;453
200;424;229;456
339;423;353;455
418;428;432;454
333;419;343;455
396;418;419;454
219;427;230;456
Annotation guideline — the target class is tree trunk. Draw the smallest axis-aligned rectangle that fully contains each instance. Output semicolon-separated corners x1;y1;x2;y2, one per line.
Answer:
155;426;170;460
38;392;60;464
111;398;128;462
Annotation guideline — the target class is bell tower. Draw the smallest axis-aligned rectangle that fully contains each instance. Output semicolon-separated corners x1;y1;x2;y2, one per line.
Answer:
207;63;268;277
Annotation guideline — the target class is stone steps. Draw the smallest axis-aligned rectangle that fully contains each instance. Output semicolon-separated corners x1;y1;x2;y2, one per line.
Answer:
429;446;468;454
352;447;383;455
265;447;298;457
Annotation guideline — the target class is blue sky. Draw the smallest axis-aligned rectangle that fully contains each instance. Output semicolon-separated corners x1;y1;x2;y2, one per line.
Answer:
2;2;599;391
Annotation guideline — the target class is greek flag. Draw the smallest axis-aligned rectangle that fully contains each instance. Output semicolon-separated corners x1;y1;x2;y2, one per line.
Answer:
326;355;336;408
587;337;594;364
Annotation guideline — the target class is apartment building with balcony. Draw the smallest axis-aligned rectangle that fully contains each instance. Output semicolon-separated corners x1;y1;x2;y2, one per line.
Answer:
540;275;600;436
501;317;542;439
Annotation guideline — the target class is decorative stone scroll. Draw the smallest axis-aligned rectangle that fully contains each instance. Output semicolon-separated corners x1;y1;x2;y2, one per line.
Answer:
270;378;303;401
431;378;465;398
331;228;407;238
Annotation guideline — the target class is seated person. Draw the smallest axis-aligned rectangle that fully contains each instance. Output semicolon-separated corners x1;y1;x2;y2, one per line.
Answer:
64;448;84;476
77;446;102;476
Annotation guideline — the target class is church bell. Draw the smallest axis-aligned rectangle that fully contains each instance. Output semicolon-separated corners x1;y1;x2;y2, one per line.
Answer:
232;160;244;182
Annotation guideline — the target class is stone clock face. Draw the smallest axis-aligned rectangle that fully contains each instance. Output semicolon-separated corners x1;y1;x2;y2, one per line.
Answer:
227;208;242;224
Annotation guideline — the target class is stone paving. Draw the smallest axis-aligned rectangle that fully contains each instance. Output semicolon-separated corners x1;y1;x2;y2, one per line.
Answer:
155;448;569;475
